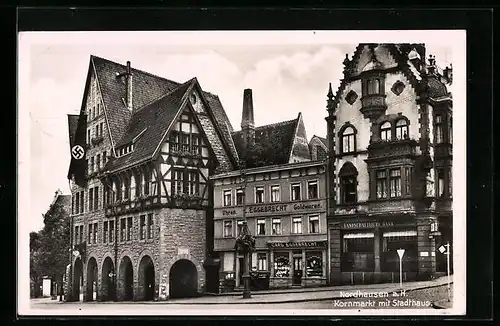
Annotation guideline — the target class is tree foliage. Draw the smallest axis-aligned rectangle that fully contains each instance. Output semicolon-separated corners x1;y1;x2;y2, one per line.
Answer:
30;197;71;294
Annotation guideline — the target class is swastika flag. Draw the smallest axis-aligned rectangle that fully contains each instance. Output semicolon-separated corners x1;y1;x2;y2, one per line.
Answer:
67;112;88;186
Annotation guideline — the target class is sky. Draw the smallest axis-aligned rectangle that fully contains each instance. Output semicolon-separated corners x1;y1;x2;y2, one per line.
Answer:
18;31;457;232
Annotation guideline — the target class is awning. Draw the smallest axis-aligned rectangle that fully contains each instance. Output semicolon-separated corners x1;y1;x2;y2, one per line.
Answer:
343;233;374;239
383;230;417;237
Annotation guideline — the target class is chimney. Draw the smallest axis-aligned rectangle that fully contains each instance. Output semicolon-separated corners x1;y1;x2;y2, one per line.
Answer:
241;88;255;148
126;61;133;111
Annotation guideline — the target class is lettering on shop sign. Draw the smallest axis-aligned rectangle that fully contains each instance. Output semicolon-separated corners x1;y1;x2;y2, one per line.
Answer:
342;221;395;229
293;203;322;211
247;204;287;214
222;209;237;216
268;241;327;249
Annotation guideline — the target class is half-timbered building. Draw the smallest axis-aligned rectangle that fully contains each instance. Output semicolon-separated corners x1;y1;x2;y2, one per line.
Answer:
66;56;239;301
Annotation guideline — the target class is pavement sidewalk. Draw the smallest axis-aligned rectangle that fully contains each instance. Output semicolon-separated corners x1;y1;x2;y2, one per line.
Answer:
74;275;450;305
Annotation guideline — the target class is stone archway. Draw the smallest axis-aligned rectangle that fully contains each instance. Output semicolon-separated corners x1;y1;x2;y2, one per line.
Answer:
118;256;134;301
72;258;83;301
138;255;155;301
169;259;198;299
86;257;98;301
101;257;115;301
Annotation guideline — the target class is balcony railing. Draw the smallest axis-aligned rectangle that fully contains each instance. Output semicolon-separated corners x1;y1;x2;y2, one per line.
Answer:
367;138;418;160
359;94;387;120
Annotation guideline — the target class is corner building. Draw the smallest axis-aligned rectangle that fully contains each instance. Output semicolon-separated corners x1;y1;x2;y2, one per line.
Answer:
213;89;329;291
325;44;453;285
66;56;239;301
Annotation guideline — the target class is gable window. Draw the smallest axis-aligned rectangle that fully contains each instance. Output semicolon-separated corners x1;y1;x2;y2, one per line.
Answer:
223;190;232;207
223;220;233;237
291;183;301;201
270;185;280;202
395;119;409;140
272;218;282;235
236;189;244;205
181;134;190;152
308;180;318;199
367;79;381;95
380;122;392;141
169;132;179;152
341;126;356;153
309;215;320;234
292;217;302;234
172;170;183;195
376;170;388;199
435;114;444;143
339;162;358;204
257;219;266;235
389;169;402;198
255;186;264;204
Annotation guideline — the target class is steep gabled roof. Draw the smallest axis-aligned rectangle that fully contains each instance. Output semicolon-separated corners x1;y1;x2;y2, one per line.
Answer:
311;135;327;147
232;117;299;168
89;55;239;163
104;80;189;173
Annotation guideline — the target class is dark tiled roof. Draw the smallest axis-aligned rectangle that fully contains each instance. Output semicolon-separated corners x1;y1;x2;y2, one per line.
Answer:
105;81;189;172
91;55;238;164
232;118;298;168
426;75;449;98
67;114;79;148
317;136;327;147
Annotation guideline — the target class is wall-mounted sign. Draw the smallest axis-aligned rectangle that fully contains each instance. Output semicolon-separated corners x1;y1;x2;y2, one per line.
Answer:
268;240;327;249
215;200;325;218
342;221;395;229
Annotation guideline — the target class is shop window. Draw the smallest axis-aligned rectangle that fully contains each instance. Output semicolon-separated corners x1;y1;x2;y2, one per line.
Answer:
223;190;232;207
223;220;233;237
340;125;356;153
307;180;318;199
395;119;409;140
341;234;375;272
257;253;267;271
272;218;282;235
236;220;244;236
309;215;319;234
255;186;264;204
389;168;402;198
376;170;388;199
380;121;392;141
291;183;301;201
292;217;302;234
236;189;244;205
382;232;418;272
270;185;280;202
256;219;266;235
306;252;323;277
274;253;290;278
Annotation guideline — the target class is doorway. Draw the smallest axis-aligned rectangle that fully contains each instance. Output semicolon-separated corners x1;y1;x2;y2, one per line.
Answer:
292;257;303;286
169;259;198;298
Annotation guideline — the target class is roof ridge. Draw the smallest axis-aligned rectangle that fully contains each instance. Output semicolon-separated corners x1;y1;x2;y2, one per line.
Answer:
231;117;298;134
91;54;182;87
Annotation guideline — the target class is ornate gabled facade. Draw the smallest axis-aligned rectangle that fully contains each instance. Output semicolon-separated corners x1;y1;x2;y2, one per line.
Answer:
66;56;238;301
326;44;453;285
212;89;328;292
